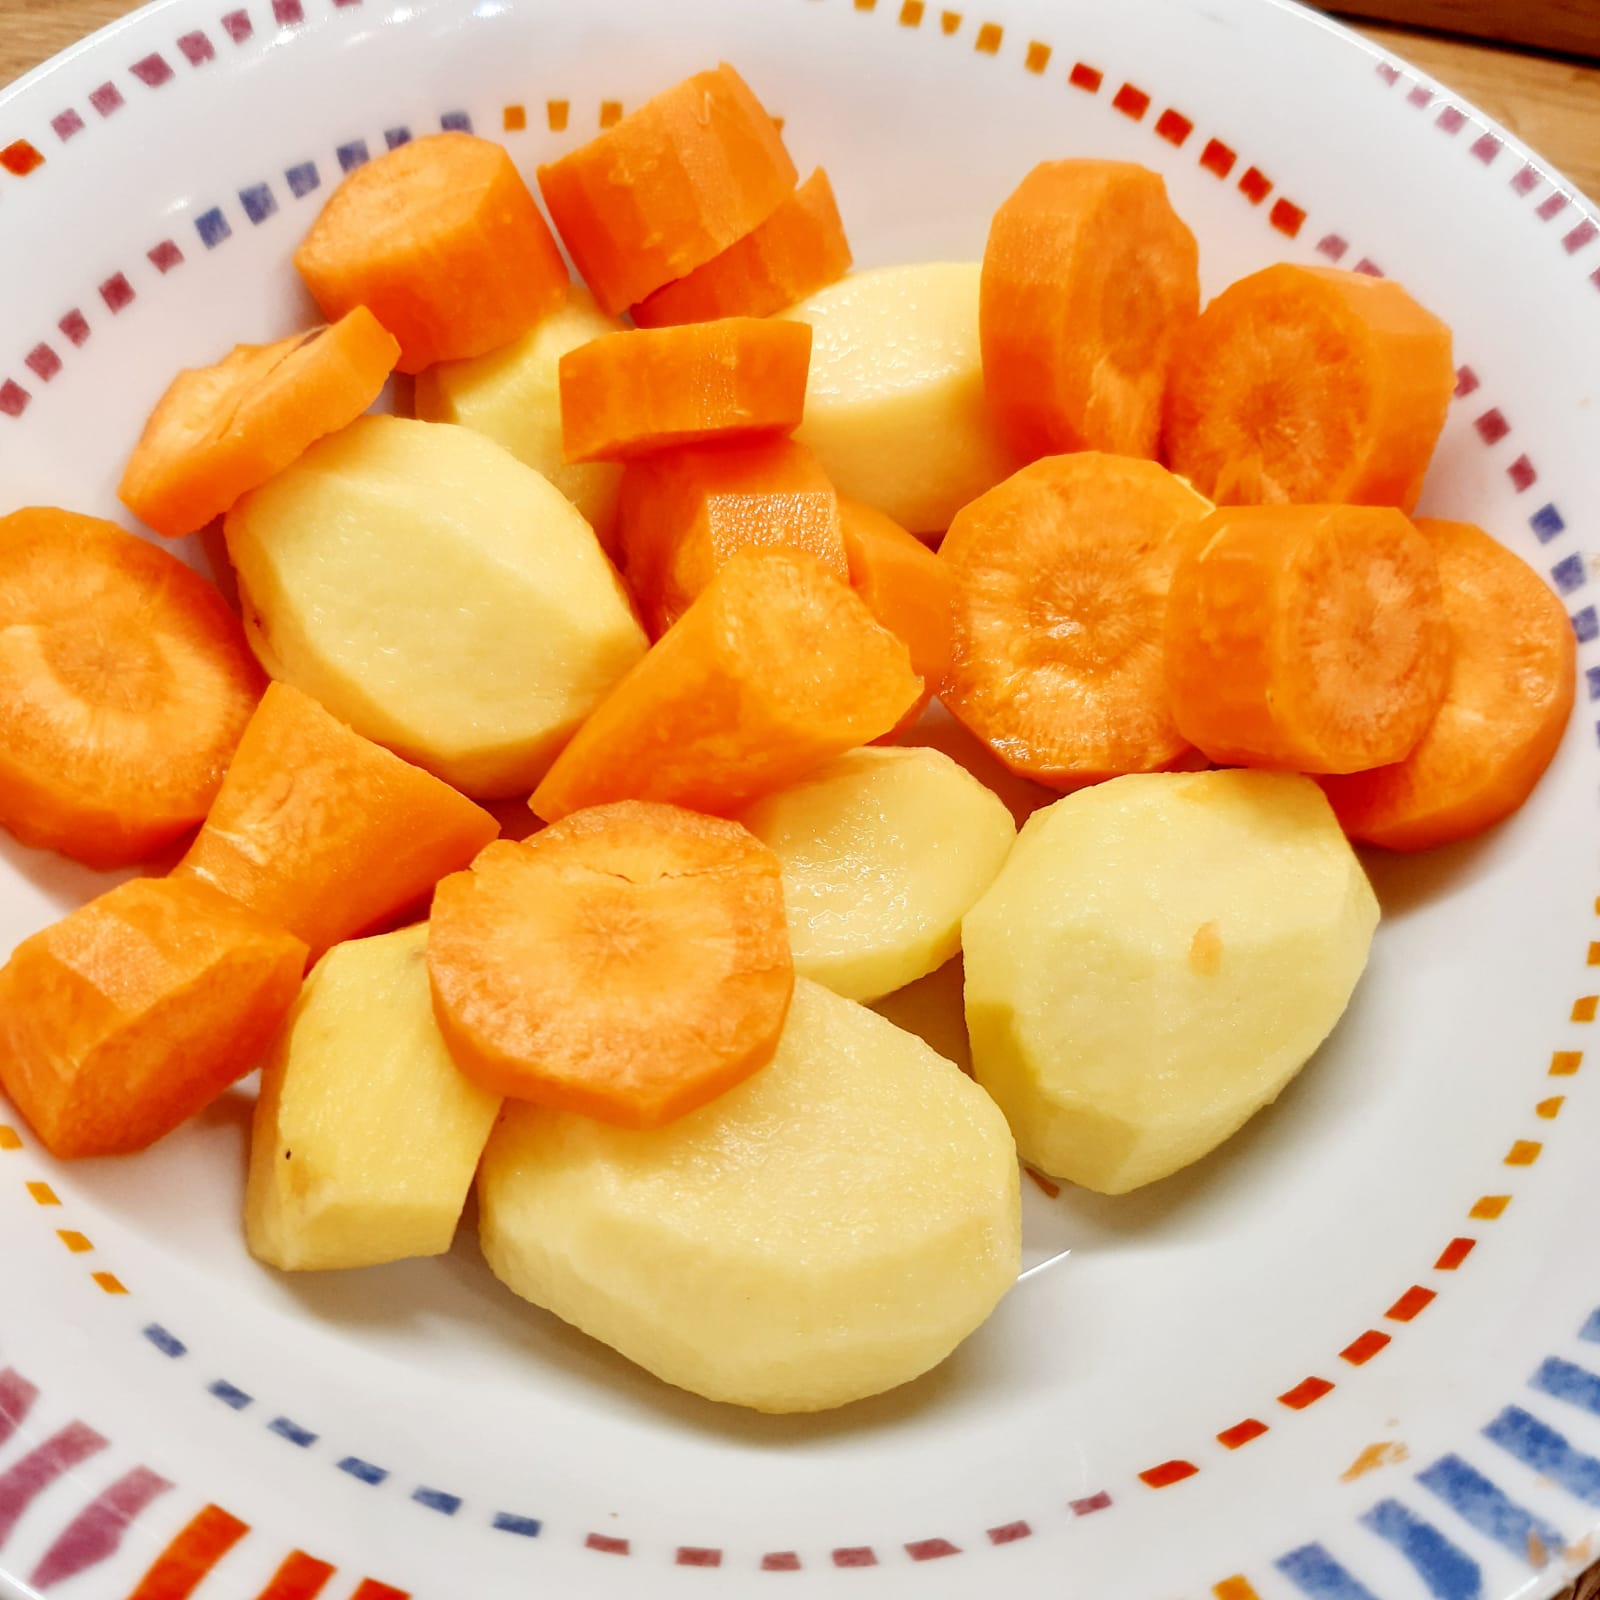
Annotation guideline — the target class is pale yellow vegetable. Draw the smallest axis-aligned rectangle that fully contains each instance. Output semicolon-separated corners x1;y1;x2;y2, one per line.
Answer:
963;769;1378;1195
741;746;1014;1002
246;923;501;1271
479;977;1019;1413
226;415;647;797
777;263;1018;533
415;286;625;549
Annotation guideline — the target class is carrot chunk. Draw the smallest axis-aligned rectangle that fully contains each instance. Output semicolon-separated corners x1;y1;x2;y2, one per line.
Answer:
295;133;568;374
1321;518;1574;848
939;453;1211;788
537;65;797;315
429;801;792;1128
530;548;920;821
980;160;1199;460
0;877;306;1159
631;168;852;327
616;437;846;637
1164;264;1454;512
0;508;264;869
559;318;811;464
175;682;498;959
118;310;401;539
1165;504;1452;774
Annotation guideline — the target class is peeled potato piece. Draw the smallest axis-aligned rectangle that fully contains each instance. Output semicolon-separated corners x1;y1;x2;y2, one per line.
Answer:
963;769;1378;1194
740;746;1014;1002
478;978;1020;1413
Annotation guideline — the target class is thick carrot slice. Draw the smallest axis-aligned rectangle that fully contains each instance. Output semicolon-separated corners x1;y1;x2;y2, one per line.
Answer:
0;876;306;1159
429;801;792;1128
530;548;920;821
119;310;401;539
939;453;1211;788
0;508;264;869
175;682;498;959
1165;504;1451;773
537;64;797;315
295;132;568;374
1164;264;1454;512
1321;518;1574;848
616;437;846;637
631;168;853;327
980;160;1199;460
559;318;811;464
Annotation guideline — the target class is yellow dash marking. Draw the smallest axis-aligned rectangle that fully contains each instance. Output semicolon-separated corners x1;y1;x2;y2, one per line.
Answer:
1587;940;1600;966
546;99;569;132
1470;1195;1510;1220
502;104;526;132
1024;40;1051;72
0;1126;21;1151
899;0;925;23
1213;1580;1262;1600
598;100;622;128
91;1271;128;1296
1550;1050;1582;1076
1537;1095;1566;1120
1505;1140;1543;1166
940;8;963;33
56;1231;93;1254
1572;996;1597;1023
854;0;878;10
974;20;1002;51
26;1181;60;1206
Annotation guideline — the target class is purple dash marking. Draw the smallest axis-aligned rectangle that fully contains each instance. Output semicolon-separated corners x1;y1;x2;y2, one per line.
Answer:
1407;84;1432;108
268;1416;317;1447
1571;607;1597;644
412;1488;460;1516
25;344;61;381
177;30;215;65
1417;1453;1566;1562
988;1521;1031;1544
1485;1405;1600;1504
1533;1355;1600;1416
221;10;253;43
99;273;134;313
131;53;174;87
333;0;363;6
89;82;124;116
1552;553;1587;595
285;161;320;198
1474;408;1509;444
1354;258;1384;277
0;381;30;419
1586;665;1600;701
0;1370;40;1447
1580;1308;1600;1343
677;1548;722;1567
906;1538;960;1560
1508;454;1538;492
763;1552;801;1571
338;1456;388;1486
492;1513;541;1537
337;140;369;172
208;1380;252;1411
1564;220;1598;254
28;1466;174;1589
440;110;472;133
1538;192;1569;222
1531;503;1566;541
59;310;89;346
239;183;277;223
51;109;84;141
1435;106;1465;135
142;1323;186;1358
1360;1500;1481;1600
832;1547;877;1567
1512;163;1541;196
1470;132;1500;164
273;0;305;22
1376;62;1400;84
384;126;411;149
148;239;184;273
196;206;231;248
1277;1543;1381;1600
1317;234;1349;261
1070;1491;1112;1515
0;1422;110;1544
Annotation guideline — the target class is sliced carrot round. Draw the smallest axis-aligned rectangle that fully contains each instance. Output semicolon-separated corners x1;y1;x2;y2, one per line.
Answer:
631;168;853;327
295;132;568;374
537;65;797;315
0;507;264;868
979;160;1199;460
1165;503;1452;774
939;453;1211;788
428;801;793;1128
559;318;812;464
118;309;400;539
1321;518;1574;849
1164;263;1454;512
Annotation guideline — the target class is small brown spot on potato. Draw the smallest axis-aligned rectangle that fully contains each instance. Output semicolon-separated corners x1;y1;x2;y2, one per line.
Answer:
1189;920;1223;975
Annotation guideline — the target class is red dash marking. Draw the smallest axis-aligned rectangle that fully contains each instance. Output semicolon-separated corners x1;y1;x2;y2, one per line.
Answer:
253;1551;336;1600
1564;220;1598;254
1139;1460;1198;1488
1407;84;1432;107
1471;1195;1511;1220
177;31;215;65
221;10;253;42
148;240;184;273
1155;108;1192;145
100;273;135;313
273;0;306;22
1112;83;1150;120
1376;62;1400;84
988;1520;1031;1544
907;1538;961;1559
1068;62;1102;92
52;108;85;141
0;1369;40;1446
25;344;61;382
1024;1167;1059;1198
1512;162;1541;195
1024;41;1051;73
1538;192;1569;222
1435;106;1465;134
1070;1490;1112;1515
0;1423;110;1545
1474;408;1510;444
1238;166;1271;204
677;1547;721;1567
1435;1237;1476;1270
348;1586;406;1600
1279;1376;1334;1410
1341;1329;1392;1366
1317;234;1348;261
60;309;90;346
131;54;175;87
1354;258;1384;276
1471;132;1501;164
974;21;1002;52
1200;138;1236;179
1507;455;1537;492
0;381;31;419
833;1547;878;1567
92;1271;128;1295
0;1127;17;1150
1537;1095;1567;1119
586;1534;629;1555
0;139;44;176
1455;365;1480;397
762;1552;801;1572
1572;996;1598;1022
29;1466;174;1590
1270;198;1305;237
90;82;124;116
940;9;962;34
1387;1285;1436;1321
1217;1418;1268;1449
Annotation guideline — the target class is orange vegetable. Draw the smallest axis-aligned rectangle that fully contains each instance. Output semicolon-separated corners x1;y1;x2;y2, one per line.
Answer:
1164;263;1454;513
537;64;797;315
0;876;306;1159
174;682;498;959
1322;518;1574;849
1165;503;1452;774
980;160;1200;461
295;132;568;374
0;507;264;869
428;801;792;1128
559;317;812;464
939;453;1210;788
530;548;921;821
631;168;853;326
616;437;847;637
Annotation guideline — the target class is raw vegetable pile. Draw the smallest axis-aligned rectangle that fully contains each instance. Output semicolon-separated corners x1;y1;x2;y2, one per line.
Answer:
0;62;1577;1414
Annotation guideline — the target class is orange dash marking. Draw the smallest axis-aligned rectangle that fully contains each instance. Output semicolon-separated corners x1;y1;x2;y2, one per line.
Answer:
1505;1139;1543;1166
26;1181;59;1206
1434;1237;1476;1271
899;0;925;22
1538;1095;1567;1119
349;1584;408;1600
940;10;963;34
1550;1051;1582;1076
1139;1459;1199;1488
0;140;44;177
92;1272;128;1295
1213;1578;1263;1600
1471;1195;1510;1220
0;1126;20;1151
56;1230;93;1254
1217;1418;1268;1449
1573;995;1597;1022
127;1505;250;1600
598;101;622;128
1340;1329;1391;1366
1279;1376;1334;1410
1387;1285;1436;1322
1068;61;1102;91
545;100;569;132
1024;40;1051;72
254;1551;336;1600
502;105;526;132
1586;940;1600;965
974;21;1002;51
